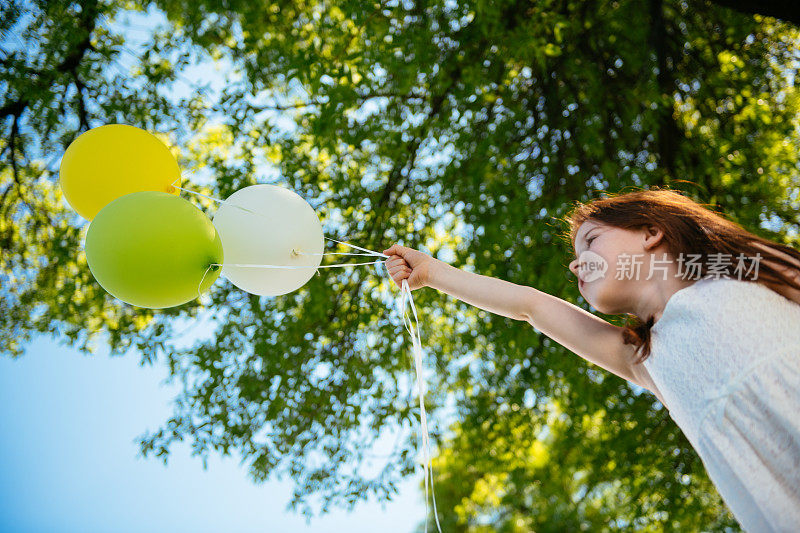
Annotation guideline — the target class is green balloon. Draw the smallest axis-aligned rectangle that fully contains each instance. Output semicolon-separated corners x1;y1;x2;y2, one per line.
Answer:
85;191;223;309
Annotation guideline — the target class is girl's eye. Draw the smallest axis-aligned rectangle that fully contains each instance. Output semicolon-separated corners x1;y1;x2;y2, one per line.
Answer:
587;237;596;246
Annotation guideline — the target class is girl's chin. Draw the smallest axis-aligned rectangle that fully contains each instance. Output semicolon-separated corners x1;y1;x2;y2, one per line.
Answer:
583;283;613;312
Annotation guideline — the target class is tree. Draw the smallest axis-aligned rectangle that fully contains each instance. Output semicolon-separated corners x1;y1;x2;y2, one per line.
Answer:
707;0;800;26
2;0;798;529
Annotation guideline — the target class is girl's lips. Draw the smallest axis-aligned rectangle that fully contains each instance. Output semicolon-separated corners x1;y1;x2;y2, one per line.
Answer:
579;279;585;288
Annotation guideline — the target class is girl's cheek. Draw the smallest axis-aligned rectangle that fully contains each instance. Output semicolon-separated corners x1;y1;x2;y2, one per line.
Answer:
597;251;613;282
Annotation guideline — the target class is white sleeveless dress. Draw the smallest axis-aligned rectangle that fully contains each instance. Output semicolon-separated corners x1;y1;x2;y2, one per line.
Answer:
642;277;800;532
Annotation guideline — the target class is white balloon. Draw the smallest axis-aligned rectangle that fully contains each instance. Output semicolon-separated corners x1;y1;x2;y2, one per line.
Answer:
213;184;324;296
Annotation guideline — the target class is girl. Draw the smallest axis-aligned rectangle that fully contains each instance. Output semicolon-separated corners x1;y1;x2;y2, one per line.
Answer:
382;188;800;532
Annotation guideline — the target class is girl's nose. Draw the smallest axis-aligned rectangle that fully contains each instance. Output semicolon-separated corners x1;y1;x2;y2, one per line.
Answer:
569;258;579;276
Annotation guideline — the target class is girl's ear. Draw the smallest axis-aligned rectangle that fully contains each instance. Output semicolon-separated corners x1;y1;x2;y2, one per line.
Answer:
642;224;665;252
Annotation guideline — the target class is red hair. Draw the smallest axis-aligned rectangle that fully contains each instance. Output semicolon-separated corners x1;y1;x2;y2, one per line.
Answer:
561;187;800;363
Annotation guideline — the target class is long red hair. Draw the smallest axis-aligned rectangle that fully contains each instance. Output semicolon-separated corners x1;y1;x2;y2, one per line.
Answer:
561;187;800;363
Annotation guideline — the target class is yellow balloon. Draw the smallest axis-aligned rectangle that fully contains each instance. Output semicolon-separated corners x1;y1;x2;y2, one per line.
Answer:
59;124;181;220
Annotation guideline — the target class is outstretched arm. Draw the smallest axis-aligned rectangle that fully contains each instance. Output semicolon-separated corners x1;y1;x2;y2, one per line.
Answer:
426;261;532;322
427;261;658;395
383;244;662;399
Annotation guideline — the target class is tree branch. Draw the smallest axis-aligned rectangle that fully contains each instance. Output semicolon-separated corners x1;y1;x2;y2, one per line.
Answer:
0;0;99;122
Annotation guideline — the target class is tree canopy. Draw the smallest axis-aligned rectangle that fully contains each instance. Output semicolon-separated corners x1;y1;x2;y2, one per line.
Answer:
2;0;799;530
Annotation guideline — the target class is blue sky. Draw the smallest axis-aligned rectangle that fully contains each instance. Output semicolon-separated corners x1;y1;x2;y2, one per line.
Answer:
0;335;428;533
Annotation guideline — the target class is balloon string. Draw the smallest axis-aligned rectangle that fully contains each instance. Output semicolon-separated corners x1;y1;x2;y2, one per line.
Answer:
209;260;385;269
399;278;443;533
197;265;216;299
195;260;385;298
172;184;238;210
300;252;379;257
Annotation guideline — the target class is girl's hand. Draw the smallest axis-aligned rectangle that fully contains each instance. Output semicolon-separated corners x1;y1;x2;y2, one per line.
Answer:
381;244;437;291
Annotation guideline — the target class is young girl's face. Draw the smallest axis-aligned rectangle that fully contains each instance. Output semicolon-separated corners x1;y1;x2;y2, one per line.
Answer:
569;220;662;314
